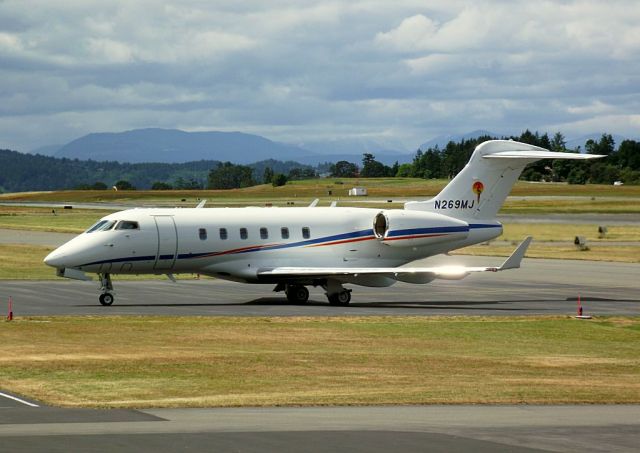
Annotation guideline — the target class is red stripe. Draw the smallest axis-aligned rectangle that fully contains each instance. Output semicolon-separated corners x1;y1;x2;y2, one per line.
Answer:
308;236;375;248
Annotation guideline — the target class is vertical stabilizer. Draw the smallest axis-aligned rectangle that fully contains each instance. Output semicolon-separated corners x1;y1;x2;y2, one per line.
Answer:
405;140;604;220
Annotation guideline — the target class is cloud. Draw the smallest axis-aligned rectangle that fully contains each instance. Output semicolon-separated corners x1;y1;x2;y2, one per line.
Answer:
0;0;639;152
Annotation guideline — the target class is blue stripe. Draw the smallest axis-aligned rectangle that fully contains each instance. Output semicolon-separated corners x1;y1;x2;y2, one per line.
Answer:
82;255;156;266
469;223;502;229
386;225;468;237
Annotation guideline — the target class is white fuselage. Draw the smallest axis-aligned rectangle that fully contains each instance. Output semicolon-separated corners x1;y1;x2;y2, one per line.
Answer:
44;206;502;284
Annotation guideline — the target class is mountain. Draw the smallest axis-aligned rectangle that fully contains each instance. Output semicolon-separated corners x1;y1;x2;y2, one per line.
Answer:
54;128;312;164
295;137;408;156
30;144;62;156
420;130;498;151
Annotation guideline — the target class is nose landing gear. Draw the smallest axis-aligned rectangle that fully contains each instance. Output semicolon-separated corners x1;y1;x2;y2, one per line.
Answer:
98;273;114;306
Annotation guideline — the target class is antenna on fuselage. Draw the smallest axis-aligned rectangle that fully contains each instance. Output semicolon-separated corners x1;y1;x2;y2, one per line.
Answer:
308;198;320;208
196;199;207;209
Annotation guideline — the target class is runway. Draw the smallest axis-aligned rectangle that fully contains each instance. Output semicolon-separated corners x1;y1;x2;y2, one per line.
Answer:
1;256;638;316
1;397;639;452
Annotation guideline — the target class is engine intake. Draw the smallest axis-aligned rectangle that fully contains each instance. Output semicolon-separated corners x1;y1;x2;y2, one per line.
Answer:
373;210;469;247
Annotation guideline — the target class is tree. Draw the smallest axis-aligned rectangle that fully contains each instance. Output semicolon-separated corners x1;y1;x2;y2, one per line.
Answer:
330;160;358;178
395;163;412;177
288;167;316;180
360;153;389;177
151;181;173;190
114;180;135;190
586;134;615;156
263;167;274;184
272;173;288;187
174;177;202;190
617;140;640;170
207;162;255;189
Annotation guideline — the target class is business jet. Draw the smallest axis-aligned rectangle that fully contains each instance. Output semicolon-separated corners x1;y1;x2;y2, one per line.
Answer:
44;140;603;306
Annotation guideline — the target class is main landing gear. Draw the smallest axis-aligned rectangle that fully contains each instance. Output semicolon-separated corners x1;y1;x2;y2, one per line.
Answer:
98;273;114;306
323;280;351;306
274;281;352;306
285;284;310;304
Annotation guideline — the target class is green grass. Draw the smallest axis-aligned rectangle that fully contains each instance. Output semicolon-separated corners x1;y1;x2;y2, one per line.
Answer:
2;179;640;203
0;206;106;233
1;316;639;408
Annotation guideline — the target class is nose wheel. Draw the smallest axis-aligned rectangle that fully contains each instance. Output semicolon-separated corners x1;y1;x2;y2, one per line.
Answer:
98;273;115;306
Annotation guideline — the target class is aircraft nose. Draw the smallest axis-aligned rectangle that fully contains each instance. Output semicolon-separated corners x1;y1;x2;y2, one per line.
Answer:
44;249;67;268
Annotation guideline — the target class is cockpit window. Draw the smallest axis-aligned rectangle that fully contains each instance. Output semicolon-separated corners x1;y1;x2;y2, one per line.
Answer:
115;221;139;230
85;220;117;233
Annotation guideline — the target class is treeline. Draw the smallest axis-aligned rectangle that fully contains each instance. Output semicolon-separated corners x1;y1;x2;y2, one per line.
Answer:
329;131;640;185
1;130;638;193
0;150;315;192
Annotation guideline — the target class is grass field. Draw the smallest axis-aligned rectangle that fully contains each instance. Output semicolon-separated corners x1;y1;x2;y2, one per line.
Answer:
1;316;638;408
2;178;640;204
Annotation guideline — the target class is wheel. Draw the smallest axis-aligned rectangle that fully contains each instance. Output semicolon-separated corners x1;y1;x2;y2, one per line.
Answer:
327;290;351;306
286;285;309;304
99;293;114;306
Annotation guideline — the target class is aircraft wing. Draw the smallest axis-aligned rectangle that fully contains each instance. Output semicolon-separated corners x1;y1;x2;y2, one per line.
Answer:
258;237;532;284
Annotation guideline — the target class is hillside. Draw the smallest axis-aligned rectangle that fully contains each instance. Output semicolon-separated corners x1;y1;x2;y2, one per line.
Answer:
0;149;312;192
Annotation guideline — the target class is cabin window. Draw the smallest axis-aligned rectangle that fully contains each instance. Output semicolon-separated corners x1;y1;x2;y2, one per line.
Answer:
240;228;248;240
198;228;207;240
86;220;116;233
281;227;289;239
302;227;311;239
116;220;139;230
260;227;268;239
219;228;228;240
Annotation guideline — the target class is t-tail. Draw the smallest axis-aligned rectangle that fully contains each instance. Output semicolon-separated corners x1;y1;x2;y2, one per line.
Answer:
405;140;604;221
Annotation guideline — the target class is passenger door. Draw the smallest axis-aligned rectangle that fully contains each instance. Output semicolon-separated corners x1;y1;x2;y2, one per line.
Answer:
154;216;178;270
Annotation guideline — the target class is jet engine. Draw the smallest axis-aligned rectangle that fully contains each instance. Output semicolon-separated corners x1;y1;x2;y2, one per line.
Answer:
372;210;469;247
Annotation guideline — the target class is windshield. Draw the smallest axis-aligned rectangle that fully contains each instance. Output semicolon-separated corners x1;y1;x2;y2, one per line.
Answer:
85;220;116;233
115;220;139;230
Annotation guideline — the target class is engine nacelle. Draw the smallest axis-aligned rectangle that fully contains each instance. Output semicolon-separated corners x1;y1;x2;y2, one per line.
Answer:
373;210;469;247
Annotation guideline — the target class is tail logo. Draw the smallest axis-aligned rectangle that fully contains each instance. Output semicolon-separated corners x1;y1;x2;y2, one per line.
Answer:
472;181;484;203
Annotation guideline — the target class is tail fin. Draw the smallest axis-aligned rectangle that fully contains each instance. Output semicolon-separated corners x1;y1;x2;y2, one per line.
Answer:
405;140;604;220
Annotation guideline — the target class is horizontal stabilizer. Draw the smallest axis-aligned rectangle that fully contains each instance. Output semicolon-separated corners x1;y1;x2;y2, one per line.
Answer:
498;236;532;270
485;150;605;160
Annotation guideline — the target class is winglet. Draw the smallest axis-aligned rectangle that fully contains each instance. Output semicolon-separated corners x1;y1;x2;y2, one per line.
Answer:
498;236;532;270
196;199;207;209
308;198;320;207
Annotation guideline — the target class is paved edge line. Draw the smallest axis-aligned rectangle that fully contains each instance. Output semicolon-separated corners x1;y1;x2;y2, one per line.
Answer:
0;392;39;408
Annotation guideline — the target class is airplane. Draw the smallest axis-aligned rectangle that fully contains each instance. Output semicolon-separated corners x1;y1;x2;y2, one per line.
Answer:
43;140;604;306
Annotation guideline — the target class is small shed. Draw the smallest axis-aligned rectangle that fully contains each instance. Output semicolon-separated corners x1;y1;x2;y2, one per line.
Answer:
348;187;367;196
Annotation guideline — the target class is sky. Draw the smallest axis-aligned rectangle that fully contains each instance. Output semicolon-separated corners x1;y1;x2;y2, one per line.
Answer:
1;0;639;152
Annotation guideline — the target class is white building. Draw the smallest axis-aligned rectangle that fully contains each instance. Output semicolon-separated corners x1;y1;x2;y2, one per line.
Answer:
348;187;367;196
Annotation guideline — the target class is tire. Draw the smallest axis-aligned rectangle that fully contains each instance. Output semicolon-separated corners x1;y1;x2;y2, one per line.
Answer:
286;285;309;304
99;293;114;306
327;290;351;306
